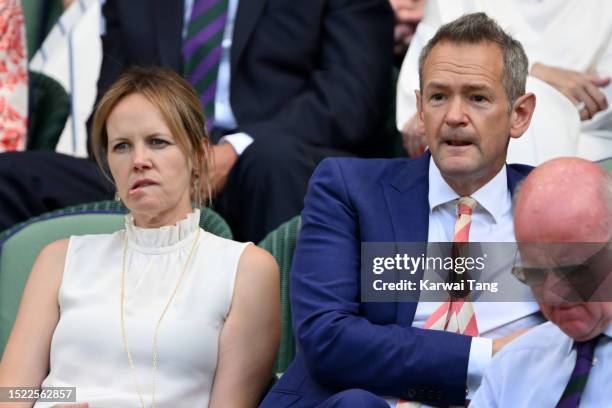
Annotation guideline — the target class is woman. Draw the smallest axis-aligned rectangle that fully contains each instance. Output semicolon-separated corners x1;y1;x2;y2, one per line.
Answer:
0;67;280;407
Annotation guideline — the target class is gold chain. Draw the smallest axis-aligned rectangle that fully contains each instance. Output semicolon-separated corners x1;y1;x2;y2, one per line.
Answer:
120;226;201;408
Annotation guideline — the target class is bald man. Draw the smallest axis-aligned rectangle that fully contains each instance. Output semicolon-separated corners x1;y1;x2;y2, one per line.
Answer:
471;157;612;407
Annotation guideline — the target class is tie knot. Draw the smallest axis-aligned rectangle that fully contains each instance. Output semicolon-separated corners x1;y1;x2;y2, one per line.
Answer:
575;335;602;359
457;196;477;216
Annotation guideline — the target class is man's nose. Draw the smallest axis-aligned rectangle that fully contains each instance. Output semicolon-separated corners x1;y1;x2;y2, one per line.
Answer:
445;97;468;127
539;272;573;304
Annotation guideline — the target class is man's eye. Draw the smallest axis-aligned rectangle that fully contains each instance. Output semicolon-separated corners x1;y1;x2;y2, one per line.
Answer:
471;95;486;103
431;93;446;101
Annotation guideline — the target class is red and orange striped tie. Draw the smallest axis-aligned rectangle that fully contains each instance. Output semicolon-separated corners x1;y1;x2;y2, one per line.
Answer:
398;197;479;408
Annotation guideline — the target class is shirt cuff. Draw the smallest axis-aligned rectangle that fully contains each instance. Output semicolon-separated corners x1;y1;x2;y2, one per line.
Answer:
466;336;493;399
218;132;253;156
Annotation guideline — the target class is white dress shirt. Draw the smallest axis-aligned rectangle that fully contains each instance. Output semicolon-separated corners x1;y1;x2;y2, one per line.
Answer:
471;322;612;408
385;159;541;407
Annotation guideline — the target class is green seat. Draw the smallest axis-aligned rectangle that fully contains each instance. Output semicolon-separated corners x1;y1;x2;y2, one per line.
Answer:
0;201;232;354
258;215;302;378
26;71;70;151
598;157;612;171
22;0;64;60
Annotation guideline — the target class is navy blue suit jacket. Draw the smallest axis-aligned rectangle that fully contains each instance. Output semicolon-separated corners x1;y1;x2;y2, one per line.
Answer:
261;152;531;407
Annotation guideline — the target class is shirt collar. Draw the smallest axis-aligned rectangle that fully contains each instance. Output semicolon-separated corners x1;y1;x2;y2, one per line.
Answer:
604;323;612;338
428;157;510;223
565;323;612;355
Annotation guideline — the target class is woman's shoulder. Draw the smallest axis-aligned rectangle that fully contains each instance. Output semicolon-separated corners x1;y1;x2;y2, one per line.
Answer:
202;232;277;270
238;245;277;273
37;237;70;262
199;230;251;255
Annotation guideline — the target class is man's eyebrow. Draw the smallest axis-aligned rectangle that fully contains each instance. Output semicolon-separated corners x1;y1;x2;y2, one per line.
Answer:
425;81;448;90
463;83;491;92
424;82;492;92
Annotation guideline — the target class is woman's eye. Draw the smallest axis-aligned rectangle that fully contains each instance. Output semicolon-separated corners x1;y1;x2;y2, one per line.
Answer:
112;142;129;151
150;138;170;147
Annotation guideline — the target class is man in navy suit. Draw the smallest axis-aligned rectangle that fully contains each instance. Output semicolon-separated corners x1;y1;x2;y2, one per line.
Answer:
261;13;541;407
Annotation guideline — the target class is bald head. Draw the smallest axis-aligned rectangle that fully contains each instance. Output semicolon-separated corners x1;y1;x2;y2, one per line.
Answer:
514;158;612;340
515;158;611;243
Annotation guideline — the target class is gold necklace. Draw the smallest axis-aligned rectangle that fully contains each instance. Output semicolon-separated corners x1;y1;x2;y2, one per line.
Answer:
120;226;201;408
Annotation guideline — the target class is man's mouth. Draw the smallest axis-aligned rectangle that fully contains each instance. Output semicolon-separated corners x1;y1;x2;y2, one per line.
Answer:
445;140;472;147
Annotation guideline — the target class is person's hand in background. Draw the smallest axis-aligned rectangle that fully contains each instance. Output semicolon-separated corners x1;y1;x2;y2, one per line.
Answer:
531;63;610;121
389;0;427;58
401;112;427;158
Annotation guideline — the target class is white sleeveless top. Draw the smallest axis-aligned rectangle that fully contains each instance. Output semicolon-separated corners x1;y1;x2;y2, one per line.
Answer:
36;210;249;407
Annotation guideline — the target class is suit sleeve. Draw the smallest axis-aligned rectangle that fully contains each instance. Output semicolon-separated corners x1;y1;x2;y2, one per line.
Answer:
96;0;128;103
242;0;394;152
291;158;472;405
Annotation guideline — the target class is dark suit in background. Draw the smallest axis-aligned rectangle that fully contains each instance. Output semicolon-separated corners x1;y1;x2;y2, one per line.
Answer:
99;0;394;241
0;0;393;241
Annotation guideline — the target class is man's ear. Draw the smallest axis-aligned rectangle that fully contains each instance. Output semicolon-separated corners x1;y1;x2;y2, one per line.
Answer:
509;92;536;139
415;90;425;129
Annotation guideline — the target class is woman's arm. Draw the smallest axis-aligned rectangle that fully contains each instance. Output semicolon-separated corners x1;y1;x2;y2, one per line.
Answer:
0;239;68;408
209;245;280;407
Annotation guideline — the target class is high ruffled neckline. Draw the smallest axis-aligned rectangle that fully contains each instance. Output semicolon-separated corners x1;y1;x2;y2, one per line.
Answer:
124;209;200;248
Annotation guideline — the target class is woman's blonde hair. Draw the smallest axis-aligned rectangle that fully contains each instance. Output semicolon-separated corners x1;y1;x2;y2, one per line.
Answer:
91;66;212;206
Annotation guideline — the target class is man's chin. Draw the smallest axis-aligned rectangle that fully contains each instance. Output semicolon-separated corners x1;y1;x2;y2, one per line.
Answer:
551;307;597;340
436;158;479;178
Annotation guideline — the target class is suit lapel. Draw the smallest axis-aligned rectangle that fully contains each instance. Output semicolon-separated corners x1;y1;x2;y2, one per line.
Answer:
506;163;531;196
231;0;267;75
381;152;431;327
383;160;530;327
154;0;184;71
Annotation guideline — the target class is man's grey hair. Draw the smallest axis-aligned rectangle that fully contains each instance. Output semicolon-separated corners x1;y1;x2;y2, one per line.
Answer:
418;12;529;112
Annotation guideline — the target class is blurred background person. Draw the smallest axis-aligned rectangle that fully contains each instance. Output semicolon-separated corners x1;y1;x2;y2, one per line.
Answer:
0;0;394;243
0;0;28;152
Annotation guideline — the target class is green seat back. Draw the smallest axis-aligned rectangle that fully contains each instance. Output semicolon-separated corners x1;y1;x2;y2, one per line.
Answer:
0;201;232;354
22;0;64;60
27;71;70;151
598;157;612;171
258;216;302;378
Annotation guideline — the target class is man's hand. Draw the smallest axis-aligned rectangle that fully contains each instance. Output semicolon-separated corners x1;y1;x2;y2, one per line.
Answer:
531;63;611;121
492;328;530;355
205;144;238;198
401;113;427;158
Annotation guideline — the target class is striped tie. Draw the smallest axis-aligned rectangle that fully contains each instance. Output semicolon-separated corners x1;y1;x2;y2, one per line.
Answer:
423;196;479;335
398;197;479;408
183;0;229;131
556;336;601;408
